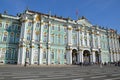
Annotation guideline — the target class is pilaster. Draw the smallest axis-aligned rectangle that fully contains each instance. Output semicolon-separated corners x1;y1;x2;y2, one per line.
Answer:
20;17;28;41
40;20;44;42
78;49;83;63
38;44;43;65
114;53;116;62
92;51;96;63
67;25;72;45
66;46;72;64
17;43;26;65
110;51;113;62
87;31;90;47
30;44;35;65
97;32;101;48
82;31;85;46
91;30;95;48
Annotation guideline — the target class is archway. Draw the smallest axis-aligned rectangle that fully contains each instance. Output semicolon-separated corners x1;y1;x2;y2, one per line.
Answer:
72;49;77;64
95;51;100;63
83;50;90;63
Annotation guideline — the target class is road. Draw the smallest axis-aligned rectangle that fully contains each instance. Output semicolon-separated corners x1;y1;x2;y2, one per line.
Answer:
0;64;120;80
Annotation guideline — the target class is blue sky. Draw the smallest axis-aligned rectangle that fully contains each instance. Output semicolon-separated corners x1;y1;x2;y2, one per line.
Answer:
0;0;120;33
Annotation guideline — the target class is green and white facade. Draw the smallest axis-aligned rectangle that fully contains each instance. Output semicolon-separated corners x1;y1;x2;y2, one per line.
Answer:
0;10;120;65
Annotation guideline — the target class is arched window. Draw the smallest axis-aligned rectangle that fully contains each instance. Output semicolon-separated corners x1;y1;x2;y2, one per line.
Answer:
58;25;60;31
43;32;47;42
51;34;54;43
35;31;40;41
51;51;54;59
44;23;48;29
28;22;32;26
52;25;54;30
27;30;31;40
43;50;46;59
5;24;8;29
3;32;8;42
64;53;66;60
64;35;67;44
10;32;14;43
15;33;20;43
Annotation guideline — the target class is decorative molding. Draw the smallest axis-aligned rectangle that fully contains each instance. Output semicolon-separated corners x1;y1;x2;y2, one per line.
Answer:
30;45;34;48
19;45;25;47
35;15;41;21
67;27;72;30
22;19;28;23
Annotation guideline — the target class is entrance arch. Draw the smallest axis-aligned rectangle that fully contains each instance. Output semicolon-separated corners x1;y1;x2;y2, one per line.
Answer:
72;49;77;64
83;50;90;63
95;51;100;63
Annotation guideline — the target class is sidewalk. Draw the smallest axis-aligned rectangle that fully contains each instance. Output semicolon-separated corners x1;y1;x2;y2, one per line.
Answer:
0;64;79;68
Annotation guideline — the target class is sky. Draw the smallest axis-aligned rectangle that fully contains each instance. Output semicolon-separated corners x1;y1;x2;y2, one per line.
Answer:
0;0;120;33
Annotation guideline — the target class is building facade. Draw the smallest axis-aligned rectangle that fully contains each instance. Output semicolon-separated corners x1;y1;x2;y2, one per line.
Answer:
0;10;120;65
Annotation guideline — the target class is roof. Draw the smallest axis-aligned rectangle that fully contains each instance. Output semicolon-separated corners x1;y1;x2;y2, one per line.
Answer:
27;10;69;21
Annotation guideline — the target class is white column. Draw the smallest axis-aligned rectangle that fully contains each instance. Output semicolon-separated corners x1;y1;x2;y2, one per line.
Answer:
92;30;95;48
38;46;43;65
38;20;44;65
81;51;84;63
87;32;90;47
30;20;36;65
92;51;96;63
67;25;72;45
47;21;51;65
82;31;85;46
117;53;119;61
47;47;51;65
112;38;115;49
66;49;72;64
77;30;79;46
30;45;34;64
18;18;28;65
77;52;80;64
40;20;44;42
17;47;21;64
114;53;116;62
18;45;26;65
78;50;83;63
20;17;28;41
110;51;113;62
98;33;101;48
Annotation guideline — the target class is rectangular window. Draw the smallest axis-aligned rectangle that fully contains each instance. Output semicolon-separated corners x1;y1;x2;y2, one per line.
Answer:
52;25;54;30
10;32;14;43
15;33;20;43
35;32;39;41
5;24;8;29
28;22;32;26
43;51;46;59
3;35;7;42
27;33;31;40
44;23;48;29
18;26;20;30
43;36;47;42
36;23;39;27
58;25;60;31
64;27;67;32
64;37;67;44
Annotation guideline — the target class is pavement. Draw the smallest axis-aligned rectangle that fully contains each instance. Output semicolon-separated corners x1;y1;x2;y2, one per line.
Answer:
0;64;120;80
